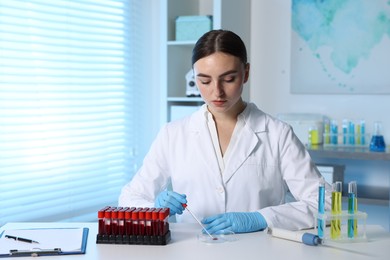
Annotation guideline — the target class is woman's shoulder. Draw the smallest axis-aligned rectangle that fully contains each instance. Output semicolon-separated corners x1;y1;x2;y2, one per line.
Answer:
162;105;205;131
246;103;291;131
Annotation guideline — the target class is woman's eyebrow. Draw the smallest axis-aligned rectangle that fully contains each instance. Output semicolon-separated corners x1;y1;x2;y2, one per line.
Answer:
196;73;211;78
196;70;238;78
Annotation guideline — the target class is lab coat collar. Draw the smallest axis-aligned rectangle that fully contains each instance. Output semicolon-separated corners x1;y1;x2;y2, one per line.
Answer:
190;103;267;183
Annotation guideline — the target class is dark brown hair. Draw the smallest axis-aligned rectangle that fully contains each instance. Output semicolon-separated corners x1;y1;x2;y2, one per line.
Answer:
192;30;248;67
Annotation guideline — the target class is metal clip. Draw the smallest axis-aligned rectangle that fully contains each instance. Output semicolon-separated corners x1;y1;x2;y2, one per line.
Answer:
10;248;62;257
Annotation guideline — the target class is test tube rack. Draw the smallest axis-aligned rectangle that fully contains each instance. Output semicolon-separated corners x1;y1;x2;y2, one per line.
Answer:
323;133;370;147
96;206;171;245
315;211;367;243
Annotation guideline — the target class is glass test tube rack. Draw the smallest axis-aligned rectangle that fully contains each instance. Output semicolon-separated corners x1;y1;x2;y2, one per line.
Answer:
315;211;367;242
323;133;370;147
96;206;171;245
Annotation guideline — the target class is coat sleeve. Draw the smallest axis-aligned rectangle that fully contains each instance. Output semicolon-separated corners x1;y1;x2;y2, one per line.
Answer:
118;125;171;208
258;123;332;230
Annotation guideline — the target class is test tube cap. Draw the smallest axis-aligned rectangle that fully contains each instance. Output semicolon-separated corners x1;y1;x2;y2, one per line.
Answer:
332;181;342;192
348;181;357;195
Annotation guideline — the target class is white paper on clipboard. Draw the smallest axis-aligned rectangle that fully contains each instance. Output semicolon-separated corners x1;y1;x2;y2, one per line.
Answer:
0;228;85;255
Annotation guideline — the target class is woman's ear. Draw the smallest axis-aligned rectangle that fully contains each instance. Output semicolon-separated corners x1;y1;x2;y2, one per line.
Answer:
244;63;250;83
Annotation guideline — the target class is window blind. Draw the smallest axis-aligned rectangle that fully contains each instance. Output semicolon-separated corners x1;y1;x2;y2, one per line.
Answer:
0;0;143;224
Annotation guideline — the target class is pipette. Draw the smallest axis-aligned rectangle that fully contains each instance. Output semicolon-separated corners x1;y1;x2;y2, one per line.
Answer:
182;204;217;240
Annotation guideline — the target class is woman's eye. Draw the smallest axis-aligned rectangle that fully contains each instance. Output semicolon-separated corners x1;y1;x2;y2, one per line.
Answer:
224;77;235;83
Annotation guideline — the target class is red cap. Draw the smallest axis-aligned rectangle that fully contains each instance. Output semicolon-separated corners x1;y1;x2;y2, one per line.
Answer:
145;208;154;220
111;209;119;219
131;208;141;220
159;208;169;220
104;210;112;218
152;208;160;220
98;206;111;218
125;207;135;220
139;208;146;219
118;208;126;219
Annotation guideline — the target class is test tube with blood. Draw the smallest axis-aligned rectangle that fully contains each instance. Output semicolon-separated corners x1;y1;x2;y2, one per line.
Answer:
158;208;170;236
138;208;147;236
152;208;160;236
131;208;141;236
98;206;110;235
118;208;126;236
104;209;112;236
111;208;119;236
145;208;154;236
125;207;135;235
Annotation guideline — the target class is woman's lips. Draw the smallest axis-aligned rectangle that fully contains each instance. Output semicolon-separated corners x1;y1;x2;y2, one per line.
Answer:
212;100;226;106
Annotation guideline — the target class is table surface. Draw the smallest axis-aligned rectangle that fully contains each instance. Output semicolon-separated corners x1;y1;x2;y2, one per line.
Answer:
1;222;390;260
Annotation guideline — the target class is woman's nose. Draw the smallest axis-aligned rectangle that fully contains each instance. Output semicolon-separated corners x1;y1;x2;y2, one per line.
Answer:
212;80;224;97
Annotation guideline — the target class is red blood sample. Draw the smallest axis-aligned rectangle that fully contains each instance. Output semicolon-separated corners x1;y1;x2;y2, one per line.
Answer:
111;208;119;235
118;208;126;236
145;208;154;236
104;210;112;235
98;206;110;235
131;208;141;236
152;208;160;236
125;207;135;235
138;208;146;236
158;208;170;236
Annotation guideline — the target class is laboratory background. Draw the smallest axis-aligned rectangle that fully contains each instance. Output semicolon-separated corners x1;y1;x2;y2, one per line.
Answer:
0;0;389;235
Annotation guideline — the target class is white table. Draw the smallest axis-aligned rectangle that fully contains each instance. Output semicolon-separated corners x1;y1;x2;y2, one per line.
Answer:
1;222;390;260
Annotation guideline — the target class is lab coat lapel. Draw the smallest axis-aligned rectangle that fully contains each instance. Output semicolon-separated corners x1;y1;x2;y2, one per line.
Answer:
190;110;222;180
222;125;259;183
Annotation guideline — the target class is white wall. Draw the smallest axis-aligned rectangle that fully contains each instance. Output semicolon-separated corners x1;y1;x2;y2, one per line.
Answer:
250;0;390;144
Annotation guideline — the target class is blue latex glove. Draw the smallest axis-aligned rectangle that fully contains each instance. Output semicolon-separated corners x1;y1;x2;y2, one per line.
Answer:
155;191;187;216
202;212;267;234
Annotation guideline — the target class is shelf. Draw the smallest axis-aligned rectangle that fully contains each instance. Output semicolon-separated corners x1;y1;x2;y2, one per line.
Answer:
307;145;390;161
167;40;196;46
167;97;203;102
161;0;251;123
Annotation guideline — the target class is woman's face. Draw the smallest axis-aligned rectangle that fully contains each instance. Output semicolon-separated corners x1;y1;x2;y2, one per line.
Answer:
193;52;249;115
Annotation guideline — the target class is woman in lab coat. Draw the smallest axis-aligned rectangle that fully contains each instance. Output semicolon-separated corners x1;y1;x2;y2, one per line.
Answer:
119;30;331;233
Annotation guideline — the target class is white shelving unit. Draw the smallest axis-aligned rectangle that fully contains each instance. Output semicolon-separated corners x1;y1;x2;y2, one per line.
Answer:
160;0;251;123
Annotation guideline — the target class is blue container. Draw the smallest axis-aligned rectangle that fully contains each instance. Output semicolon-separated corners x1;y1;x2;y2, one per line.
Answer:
175;15;212;41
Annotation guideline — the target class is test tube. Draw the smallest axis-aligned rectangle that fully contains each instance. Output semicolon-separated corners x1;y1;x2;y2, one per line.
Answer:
324;118;330;145
158;208;170;236
131;208;141;236
98;206;110;235
317;179;325;238
342;119;348;145
360;120;366;145
118;208;126;236
152;208;160;236
104;209;112;236
125;207;135;235
138;208;148;236
331;181;342;239
348;181;358;238
349;121;355;145
145;208;154;236
330;120;338;145
111;208;119;236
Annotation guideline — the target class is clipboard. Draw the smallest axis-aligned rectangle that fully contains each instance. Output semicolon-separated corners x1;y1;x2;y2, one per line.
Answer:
0;227;88;257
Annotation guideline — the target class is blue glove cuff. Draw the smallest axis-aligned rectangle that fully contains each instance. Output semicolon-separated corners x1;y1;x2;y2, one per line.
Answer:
252;212;267;231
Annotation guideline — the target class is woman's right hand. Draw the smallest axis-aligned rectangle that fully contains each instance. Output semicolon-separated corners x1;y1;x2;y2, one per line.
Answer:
155;191;187;216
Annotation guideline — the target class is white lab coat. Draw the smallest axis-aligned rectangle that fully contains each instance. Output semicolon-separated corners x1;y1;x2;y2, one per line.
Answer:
119;103;331;230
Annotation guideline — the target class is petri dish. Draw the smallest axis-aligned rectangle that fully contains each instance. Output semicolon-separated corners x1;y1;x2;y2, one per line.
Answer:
197;230;238;244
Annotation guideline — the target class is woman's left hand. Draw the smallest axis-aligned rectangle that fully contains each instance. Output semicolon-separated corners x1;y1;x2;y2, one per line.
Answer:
202;212;267;234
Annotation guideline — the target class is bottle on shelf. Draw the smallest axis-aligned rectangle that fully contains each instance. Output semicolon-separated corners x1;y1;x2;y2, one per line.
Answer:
369;121;386;152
